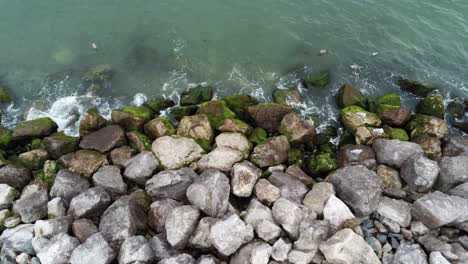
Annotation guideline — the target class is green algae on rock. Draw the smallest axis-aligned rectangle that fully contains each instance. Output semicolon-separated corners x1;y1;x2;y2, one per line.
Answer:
340;105;381;133
305;152;337;175
169;105;198;122
196;100;236;128
273;88;303;106
368;93;401;114
12;117;58;139
18;149;49;170
42;132;80;159
180;86;213;106
417;95;445;119
144;117;176;139
407;114;448;139
79;108;108;136
247;103;292;133
288;147;305;166
385;127;409;141
144;97;175;113
177;114;213;151
336;84;366;109
222;93;258;121
248;127;268;145
82;64;113;83
126;131;152;152
303;70;330;89
111;106;153;131
218;118;251;134
398;78;435;97
0;128;12;149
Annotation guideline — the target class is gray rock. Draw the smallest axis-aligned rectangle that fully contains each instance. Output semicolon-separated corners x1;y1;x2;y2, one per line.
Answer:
272;198;302;239
411;221;430;237
215;132;252;158
34;217;72;239
189;217;218;250
186;169;230;218
50;169;90;203
148;199;181;233
377;196;412;227
209;214;254;256
79;125;127;153
110;146;135;168
149;234;181;262
254;179;281;205
230;242;257;264
123;151;159;185
99;196;147;250
158;254;195;264
412;191;468;229
231;161;262;197
250;241;272;264
278;112;316;145
443;136;468;157
0;224;34;253
69;233;115;264
337;144;377;170
373;139;424;168
285;164;314;186
15;253;31;264
293;220;330;262
448;182;468;199
393;244;428;264
146;168;197;201
69;150;109;177
118;236;155;264
319;228;380;264
458;235;468;250
0;165;31;189
165;205;200;249
323;195;356;232
302;182;335;215
244;199;280;242
197;255;221;264
429;251;450;264
381;217;400;233
418;234;457;261
271;238;292;261
401;154;439;192
435;156;468;192
72;218;98;243
92;165;127;199
451;243;468;262
68;186;111;219
251;136;290;168
152;136;204;170
0;184;18;210
198;147;244;172
268;171;308;203
36;233;80;264
328;165;382;216
12;191;48;223
47;197;67;219
4;216;21;228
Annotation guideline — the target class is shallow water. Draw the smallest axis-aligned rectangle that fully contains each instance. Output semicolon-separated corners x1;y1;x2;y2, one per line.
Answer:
0;0;467;134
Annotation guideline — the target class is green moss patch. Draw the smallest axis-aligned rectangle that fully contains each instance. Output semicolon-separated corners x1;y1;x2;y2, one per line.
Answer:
197;100;236;128
180;86;213;106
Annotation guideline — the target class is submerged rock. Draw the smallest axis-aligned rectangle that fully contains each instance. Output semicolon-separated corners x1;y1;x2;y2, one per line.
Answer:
398;77;435;97
152;136;204;170
247;103;292;133
303;70;330;88
251;136;290;168
111;106;153;131
180;85;213;106
79;125;126;153
144;96;175;114
336;83;366;109
273;88;304;106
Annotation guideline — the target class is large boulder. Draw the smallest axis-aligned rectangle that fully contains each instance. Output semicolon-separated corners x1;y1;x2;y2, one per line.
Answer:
407;114;448;139
373;139;424;168
268;171;308;203
337;144;376;170
72;218;98;243
92;165;127;199
197;147;244;172
336;84;366;109
111;106;153;131
379;107;411;127
278;112;315;145
243;199;281;242
209;214;254;256
418;95;445;119
79;125;126;153
254;179;281;205
69;233;116;264
251;136;290;168
36;233;80;264
0;165;31;189
12;117;58;139
177;114;213;150
69;150;108;177
50;169;90;203
12;191;48;223
165;205;200;249
152;136;204;170
340;106;381;133
146;168;197;201
377;196;412;227
67;186;111;219
79;109;107;136
42;132;80;159
123;131;152;152
33;217;72;239
180;85;213;106
247;103;292;133
328;165;382;216
144;117;176;139
144;97;175;114
230;161;262;197
18;149;49;170
123;151;159;185
443;136;468;157
401;154;440;192
196;100;236;128
435;156;468;192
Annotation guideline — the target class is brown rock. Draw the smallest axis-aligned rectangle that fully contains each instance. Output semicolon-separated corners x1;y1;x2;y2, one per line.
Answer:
413;135;442;160
218;119;252;134
337;144;376;170
70;150;108;177
376;165;402;190
110;146;135;167
278;112;315;145
79;125;127;153
144;117;175;139
379;107;411;127
251;136;290;167
79;110;107;136
72;218;98;243
247;104;292;133
177;114;213;146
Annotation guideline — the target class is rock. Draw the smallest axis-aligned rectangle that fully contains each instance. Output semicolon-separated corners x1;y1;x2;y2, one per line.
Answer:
447;98;466;118
278;112;315;145
303;70;330;88
149;234;181;262
177;114;213;150
196;100;236;128
268;171;308;203
285;164;313;186
126;130;152;152
244;199;280;242
373;139;424;168
36;233;80;264
198;147;244;172
354;126;388;145
180;86;213;106
188;217;217;250
18;149;49;170
401;154;440;192
291;220;330;263
379;107;411;127
144;117;176;139
34;217;72;239
230;161;261;197
251;136;290;168
271;238;292;261
146;168;196;201
143;97;175;114
70;150;108;177
110;146;135;167
197;255;221;264
215;132;252;158
118;236;155;264
99;196;147;250
209;214;254;256
0;165;32;189
69;233;115;264
272;198;302;239
418;234;456;261
435;156;468;192
42;132;80;159
413;135;442;160
0;184;18;210
323;195;356;232
123;151;159;185
72;218;98;243
165;205;200;249
247;103;292;133
429;251;450;264
158;254;195;264
152;136;204;170
407;114;448;140
377;197;411;227
337;144;377;170
412;191;468;229
92;165;127;199
398;78;435;96
248;127;268;145
50;169;90;203
222;93;258;121
79;125;126;153
111;106;153;131
129;189;152;211
418;95;445;119
12;117;58;139
0;224;34;253
47;197;67;219
79;109;107;136
328;165;382;216
393;244;428;264
82;64;112;82
376;165;402;190
319;228;380;264
147;199;181;233
0;128;12;149
273;88;303;106
254;179;281;205
12;191;48;223
302;182;334;215
169;105;198;122
249;241;272;264
340;105;381;133
443;136;468;157
15;253;31;264
218;118;252;134
67;187;111;219
448;182;468;199
336;84;366;109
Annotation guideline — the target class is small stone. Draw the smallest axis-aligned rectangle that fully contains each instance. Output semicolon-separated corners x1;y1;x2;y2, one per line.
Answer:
337;144;376;170
110;146;135;168
418;234;456;261
152;136;204;170
50;169;90;203
118;236;155;264
231;161;262;197
34;217;72;239
285;164;314;186
377;197;412;227
69;232;115;264
268;171;308;203
165;205;200;249
158;254;195;264
271;238;292;261
70;150;108;177
15;253;31;264
376;165;402;190
47;197;67;219
0;184;19;210
36;233;80;264
79;125;126;153
12;191;48;223
392;244;428;264
429;251;450;264
272;198;302;239
92;165;127;199
435;156;468;192
0;165;32;190
67;186;111;219
411;221;430;237
254;179;281;205
72;218;98;243
209;214;254;256
401;154;439;192
188;217;218;250
197;147;244;172
323;195;356;232
302;182;335;215
251;136;290;168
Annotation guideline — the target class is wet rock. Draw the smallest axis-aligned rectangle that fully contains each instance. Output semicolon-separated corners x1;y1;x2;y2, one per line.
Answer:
303;182;335;215
418;95;445;119
303;70;330;88
398;78;435;96
36;233;80;264
320;228;380;264
247;103;292;133
144;117;176;139
377;196;411;227
443;136;468;157
152;136;204;170
111;106;153;131
429;251;450;264
169;105;198;122
0;184;18;210
177;114;213;149
146;168;196;201
79;109;108;136
70;150;108;177
218;118;252;134
393;244;428;264
231;161;262;197
379;107;412;127
123;151;159;185
254;179;281;205
448;182;468;199
268;171;308;203
337;144;377;170
373;139;424;168
165;205;200;249
12;117;58;139
323;195;356;231
340;105;381;133
413;135;442;160
42;132;80;159
244;199;280;242
188;217;218;250
272;198;302;239
158;254;195;264
435;156;468;192
198;147;244;172
18;149;49;170
72;218;98;243
69;232;115;264
92;165;127;199
67;186;111;219
273;88;304;106
110;146;135;167
99;196;147;250
271;238;292;262
336;83;366;109
251;136;290;168
328;165;382;216
186;169;230;217
278;112;315;145
180;85;213;106
0;165;32;190
79;125;126;153
0;224;34;253
47;197;67;219
126;130;152;152
196;100;236;128
12;191;48;223
401;154;440;192
407;114;448;139
209;214;254;256
144;97;175;114
222;93;258;121
50;169;90;203
118;236;155;264
34;217;72;239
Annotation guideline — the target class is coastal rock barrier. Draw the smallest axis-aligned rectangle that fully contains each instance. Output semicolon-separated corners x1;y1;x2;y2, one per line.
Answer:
0;70;467;264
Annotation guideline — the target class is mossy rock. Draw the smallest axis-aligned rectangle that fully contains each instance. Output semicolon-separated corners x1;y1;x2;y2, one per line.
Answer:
180;86;213;106
288;147;305;166
144;97;175;113
336;84;366;109
127;131;152;152
398;78;435;97
144;116;176;139
218;118;252;134
406;114;448;139
79;108;107;136
313;126;338;145
0;86;12;103
42;132;80;159
196;100;236;128
338;130;356;146
368;93;401;114
248;127;268;145
0;128;12;149
121;106;153;119
340;105;381;133
273;88;303;106
18;149;49;170
169;105;198;122
386;127;409;141
222;93;258;120
417;95;445;119
12;117;58;138
305;152;337;175
36;160;58;189
82;64;113;83
303;70;330;89
447;99;465;118
246;103;293;133
112;106;153;131
30;139;42;150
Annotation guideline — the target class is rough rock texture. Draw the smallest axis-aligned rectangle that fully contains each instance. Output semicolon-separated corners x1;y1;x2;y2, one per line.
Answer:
67;186;111;219
435;156;468;192
328;165;382;216
69;150;108;177
146;168;196;201
12;191;48;223
247;104;292;133
377;196;412;227
302;182;335;215
231;161;262;197
152;136;204;170
443;136;468;157
268;171;308;203
72;218;98;243
144;117;176;139
123;151;159;185
92;165;127;199
209;214;254;256
278;112;316;145
0;165;32;190
42;133;80;159
69;233;115;264
177;114;213;146
0;184;18;210
33;217;71;239
448;182;468;199
373;139;424;168
254;179;281;205
50;169;90;203
376;164;402;190
251;136;290;168
79;110;107;136
215;133;252;158
36;233;80;264
272;198;302;239
118;236;155;264
244;199;280;242
79;125;126;153
148;199;181;233
413;135;442;160
188;217;218;250
401;154;440;192
393;244;428;264
110;146;135;168
323;195;356;231
165;205;200;249
337;144;377;170
197;147;244;172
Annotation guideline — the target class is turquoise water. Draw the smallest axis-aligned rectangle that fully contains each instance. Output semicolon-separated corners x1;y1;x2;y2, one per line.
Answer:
0;0;467;134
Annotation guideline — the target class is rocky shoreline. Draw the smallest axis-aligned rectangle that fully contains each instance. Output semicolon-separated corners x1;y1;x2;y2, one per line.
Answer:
0;69;467;264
